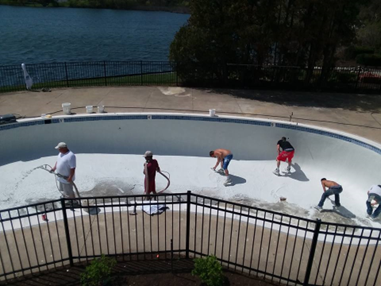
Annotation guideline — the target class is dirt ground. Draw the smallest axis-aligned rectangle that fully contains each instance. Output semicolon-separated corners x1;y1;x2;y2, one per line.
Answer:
118;271;282;286
1;259;283;286
2;271;281;286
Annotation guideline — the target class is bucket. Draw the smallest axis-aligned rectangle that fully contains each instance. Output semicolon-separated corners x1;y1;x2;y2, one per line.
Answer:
97;105;105;113
41;214;48;222
86;105;93;114
209;109;216;117
62;103;71;115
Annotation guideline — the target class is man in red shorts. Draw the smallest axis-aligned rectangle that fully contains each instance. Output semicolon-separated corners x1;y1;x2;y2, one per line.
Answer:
143;150;161;200
274;137;295;176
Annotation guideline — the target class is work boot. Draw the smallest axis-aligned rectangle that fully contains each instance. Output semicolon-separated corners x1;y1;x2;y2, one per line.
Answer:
223;178;232;186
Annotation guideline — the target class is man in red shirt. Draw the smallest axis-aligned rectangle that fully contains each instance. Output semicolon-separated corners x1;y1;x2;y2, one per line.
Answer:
143;151;161;200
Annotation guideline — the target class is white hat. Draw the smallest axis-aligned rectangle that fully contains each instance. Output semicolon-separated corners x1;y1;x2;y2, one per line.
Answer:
55;142;67;149
143;150;153;157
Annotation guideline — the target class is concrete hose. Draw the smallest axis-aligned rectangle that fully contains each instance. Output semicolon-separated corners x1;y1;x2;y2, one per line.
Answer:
38;164;80;198
144;162;149;195
144;163;170;194
157;170;170;194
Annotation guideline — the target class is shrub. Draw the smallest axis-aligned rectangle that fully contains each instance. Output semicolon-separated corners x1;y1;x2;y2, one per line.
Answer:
356;54;381;67
345;46;374;60
192;255;226;286
80;255;117;286
328;71;357;83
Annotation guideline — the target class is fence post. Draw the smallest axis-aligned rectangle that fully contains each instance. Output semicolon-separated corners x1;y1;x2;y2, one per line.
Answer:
303;219;321;286
61;198;74;267
355;66;361;90
185;190;191;259
223;63;228;87
176;62;178;86
64;62;69;87
171;238;174;273
103;61;107;86
140;61;143;86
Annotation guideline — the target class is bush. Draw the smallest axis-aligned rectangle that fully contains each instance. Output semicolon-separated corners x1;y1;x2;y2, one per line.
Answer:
345;46;374;60
328;71;357;83
356;54;381;67
192;255;227;286
80;255;117;286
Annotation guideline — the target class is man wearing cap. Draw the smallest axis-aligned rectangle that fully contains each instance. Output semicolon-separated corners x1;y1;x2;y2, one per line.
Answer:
143;151;160;199
50;142;76;199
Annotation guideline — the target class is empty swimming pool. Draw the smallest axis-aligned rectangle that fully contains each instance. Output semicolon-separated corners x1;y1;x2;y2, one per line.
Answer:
0;113;380;227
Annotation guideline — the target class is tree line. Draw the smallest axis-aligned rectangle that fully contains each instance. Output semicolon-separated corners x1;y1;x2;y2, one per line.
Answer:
0;0;189;9
169;0;381;85
2;0;380;85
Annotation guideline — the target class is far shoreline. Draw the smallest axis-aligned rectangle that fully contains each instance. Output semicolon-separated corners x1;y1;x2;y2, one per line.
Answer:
130;5;190;14
0;4;190;15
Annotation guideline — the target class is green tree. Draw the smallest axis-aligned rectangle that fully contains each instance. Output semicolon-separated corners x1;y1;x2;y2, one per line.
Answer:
287;0;362;83
170;0;365;85
1;0;189;9
170;0;279;84
16;0;27;5
357;0;381;53
36;0;58;7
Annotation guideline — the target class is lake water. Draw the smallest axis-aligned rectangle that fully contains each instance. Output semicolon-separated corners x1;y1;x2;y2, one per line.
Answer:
0;6;189;66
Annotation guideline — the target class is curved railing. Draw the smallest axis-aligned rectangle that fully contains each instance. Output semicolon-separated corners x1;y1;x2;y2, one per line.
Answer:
1;61;380;93
1;192;380;285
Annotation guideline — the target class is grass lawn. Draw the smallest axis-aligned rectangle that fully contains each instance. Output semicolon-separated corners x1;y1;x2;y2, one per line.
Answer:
0;72;179;93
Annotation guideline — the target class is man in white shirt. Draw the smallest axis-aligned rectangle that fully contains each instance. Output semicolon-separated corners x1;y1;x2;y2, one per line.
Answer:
50;142;76;199
366;185;381;221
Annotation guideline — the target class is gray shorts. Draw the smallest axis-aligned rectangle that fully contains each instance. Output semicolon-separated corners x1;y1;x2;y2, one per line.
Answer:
58;182;75;198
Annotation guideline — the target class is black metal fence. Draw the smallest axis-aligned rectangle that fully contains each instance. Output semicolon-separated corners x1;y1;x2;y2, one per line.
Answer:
0;61;178;92
226;65;381;93
1;61;380;93
0;192;380;285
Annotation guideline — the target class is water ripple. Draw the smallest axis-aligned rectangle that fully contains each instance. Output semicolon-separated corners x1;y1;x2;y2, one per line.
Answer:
0;6;189;65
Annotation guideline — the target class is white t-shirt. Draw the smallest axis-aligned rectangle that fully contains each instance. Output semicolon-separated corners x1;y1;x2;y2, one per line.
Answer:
56;151;76;184
369;185;381;196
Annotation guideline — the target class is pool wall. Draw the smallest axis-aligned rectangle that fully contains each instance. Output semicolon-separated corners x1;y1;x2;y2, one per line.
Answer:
1;113;380;189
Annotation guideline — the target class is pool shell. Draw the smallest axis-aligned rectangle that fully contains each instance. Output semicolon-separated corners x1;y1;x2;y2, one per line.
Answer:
1;113;381;225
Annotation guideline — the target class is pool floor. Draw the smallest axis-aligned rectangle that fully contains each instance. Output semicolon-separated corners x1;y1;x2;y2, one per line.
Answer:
0;154;376;227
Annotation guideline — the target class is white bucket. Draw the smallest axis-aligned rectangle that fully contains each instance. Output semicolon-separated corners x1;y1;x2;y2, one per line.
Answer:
209;109;216;117
97;105;105;113
86;105;93;114
62;103;71;115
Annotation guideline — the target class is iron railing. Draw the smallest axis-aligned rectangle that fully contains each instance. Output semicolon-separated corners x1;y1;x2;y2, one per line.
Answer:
0;61;178;92
0;191;380;285
0;61;380;93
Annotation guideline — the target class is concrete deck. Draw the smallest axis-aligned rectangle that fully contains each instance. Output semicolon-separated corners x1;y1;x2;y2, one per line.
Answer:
1;87;381;285
1;86;381;144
